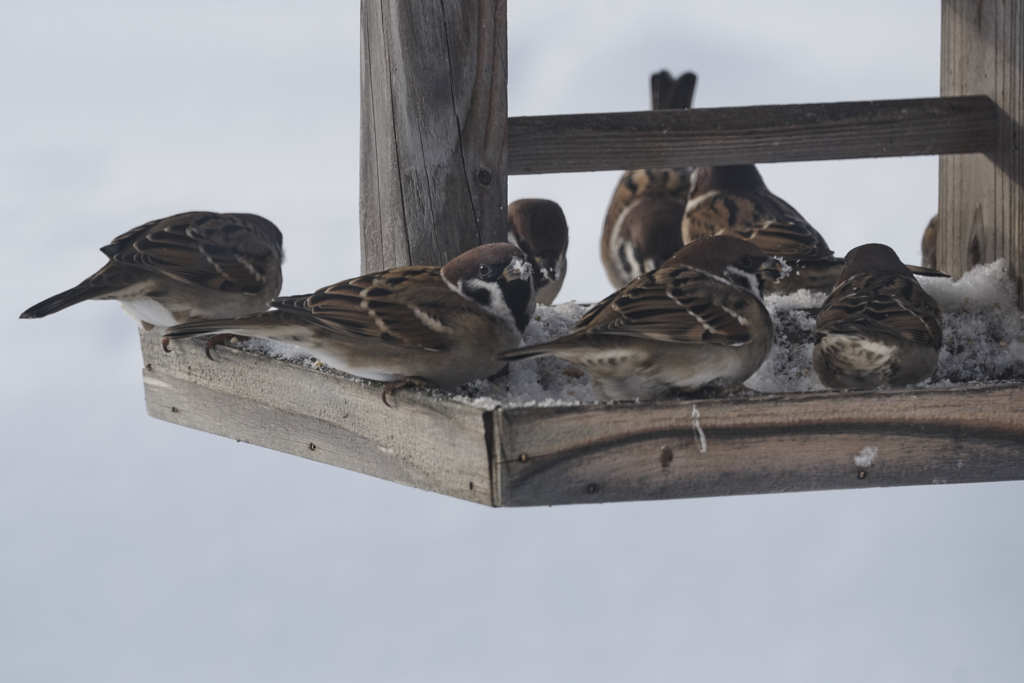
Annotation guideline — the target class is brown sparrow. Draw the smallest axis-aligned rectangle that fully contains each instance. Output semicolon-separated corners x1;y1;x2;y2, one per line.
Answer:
684;165;948;291
507;198;569;305
682;165;845;293
921;214;938;270
813;243;943;390
600;168;690;288
599;71;697;288
20;211;284;328
500;235;774;400
161;243;536;390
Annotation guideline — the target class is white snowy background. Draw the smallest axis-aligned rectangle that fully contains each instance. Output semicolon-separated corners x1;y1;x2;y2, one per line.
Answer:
3;1;1023;681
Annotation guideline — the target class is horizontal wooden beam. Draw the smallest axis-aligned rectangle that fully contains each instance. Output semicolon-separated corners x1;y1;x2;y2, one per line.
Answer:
142;333;1024;507
508;95;998;174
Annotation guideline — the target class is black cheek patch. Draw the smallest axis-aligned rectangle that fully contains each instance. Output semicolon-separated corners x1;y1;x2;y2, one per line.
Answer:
500;279;534;332
465;285;491;308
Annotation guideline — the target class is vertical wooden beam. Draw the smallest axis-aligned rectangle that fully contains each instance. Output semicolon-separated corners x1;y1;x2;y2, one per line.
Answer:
359;0;508;272
940;0;1024;305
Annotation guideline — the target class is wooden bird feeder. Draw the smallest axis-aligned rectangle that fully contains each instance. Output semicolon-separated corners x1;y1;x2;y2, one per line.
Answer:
142;0;1024;506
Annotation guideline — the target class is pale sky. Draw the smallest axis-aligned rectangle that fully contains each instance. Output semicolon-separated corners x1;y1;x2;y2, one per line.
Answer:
3;2;1022;681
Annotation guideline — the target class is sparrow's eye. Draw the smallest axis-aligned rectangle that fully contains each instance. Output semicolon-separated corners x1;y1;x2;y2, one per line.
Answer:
478;263;495;279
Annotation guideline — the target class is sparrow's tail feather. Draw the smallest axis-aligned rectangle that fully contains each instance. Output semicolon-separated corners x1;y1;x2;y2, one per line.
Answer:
668;71;697;110
20;282;115;319
497;341;563;362
162;313;283;340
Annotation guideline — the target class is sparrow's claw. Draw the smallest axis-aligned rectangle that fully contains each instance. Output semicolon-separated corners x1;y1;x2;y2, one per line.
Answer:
381;376;434;407
202;333;247;361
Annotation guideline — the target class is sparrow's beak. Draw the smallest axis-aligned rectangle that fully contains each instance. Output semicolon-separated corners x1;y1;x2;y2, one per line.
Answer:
503;257;532;282
759;256;791;282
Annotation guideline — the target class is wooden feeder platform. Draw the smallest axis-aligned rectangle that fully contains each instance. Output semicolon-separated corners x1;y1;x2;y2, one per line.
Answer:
143;0;1024;505
143;332;1024;506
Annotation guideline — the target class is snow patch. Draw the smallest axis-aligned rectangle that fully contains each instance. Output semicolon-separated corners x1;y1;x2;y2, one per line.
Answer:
853;446;878;468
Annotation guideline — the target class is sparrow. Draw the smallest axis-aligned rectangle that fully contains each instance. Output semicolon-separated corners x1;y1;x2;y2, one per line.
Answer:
600;169;690;288
499;235;774;401
161;243;537;391
600;70;697;288
507;198;569;305
921;214;938;270
683;165;949;292
813;243;943;390
682;165;843;293
20;211;284;328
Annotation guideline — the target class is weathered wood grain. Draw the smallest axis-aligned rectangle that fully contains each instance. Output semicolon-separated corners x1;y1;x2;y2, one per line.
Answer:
940;0;1024;306
142;331;494;505
359;0;508;272
491;385;1024;506
507;96;997;174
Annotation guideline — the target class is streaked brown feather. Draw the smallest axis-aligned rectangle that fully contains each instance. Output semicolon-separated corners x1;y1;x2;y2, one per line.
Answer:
683;189;832;260
816;271;942;348
571;264;757;346
103;211;283;294
269;266;491;352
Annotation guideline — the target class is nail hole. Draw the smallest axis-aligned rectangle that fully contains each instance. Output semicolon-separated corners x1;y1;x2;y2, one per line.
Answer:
586;483;599;494
308;442;317;451
477;168;492;185
660;446;674;468
170;406;179;413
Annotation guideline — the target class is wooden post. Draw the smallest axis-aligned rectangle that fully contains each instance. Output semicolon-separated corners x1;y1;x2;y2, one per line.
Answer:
359;0;508;272
939;0;1024;304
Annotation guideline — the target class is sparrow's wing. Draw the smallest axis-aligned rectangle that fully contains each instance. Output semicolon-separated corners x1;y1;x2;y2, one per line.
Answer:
273;266;464;352
577;265;761;346
816;273;943;348
104;212;282;294
685;190;832;260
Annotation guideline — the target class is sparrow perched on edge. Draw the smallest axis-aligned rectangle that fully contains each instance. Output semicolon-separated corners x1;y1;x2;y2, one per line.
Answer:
499;235;774;401
507;198;569;305
20;211;284;328
600;70;697;288
813;243;943;390
921;214;938;270
162;243;537;392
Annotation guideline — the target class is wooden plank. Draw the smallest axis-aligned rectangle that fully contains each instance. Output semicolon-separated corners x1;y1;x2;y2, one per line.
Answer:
142;331;494;505
507;96;997;174
940;0;1024;306
491;384;1024;506
358;0;508;272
